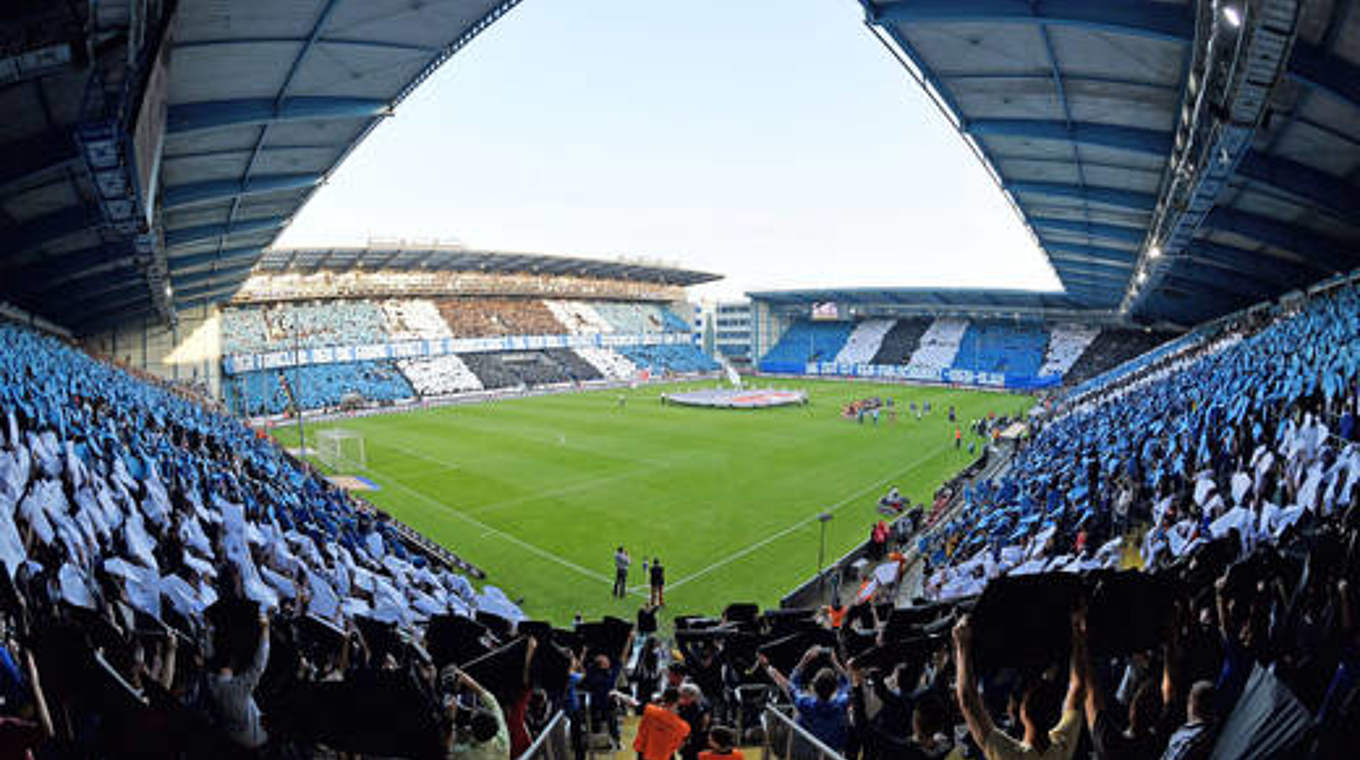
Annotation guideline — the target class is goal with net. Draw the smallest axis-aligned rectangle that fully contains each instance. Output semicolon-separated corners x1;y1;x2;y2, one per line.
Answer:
314;428;366;472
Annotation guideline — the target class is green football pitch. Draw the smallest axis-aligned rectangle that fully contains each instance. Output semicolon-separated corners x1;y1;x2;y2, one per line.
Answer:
271;379;1031;625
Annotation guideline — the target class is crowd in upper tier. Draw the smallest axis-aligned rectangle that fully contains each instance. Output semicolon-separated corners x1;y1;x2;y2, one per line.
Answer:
221;298;691;356
760;316;1177;386
219;297;716;416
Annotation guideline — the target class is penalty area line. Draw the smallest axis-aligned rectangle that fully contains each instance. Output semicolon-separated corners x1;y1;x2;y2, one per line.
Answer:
666;442;951;593
356;464;647;600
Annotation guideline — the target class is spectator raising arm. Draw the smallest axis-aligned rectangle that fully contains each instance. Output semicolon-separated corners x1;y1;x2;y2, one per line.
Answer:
951;614;997;748
758;653;792;695
1067;606;1088;717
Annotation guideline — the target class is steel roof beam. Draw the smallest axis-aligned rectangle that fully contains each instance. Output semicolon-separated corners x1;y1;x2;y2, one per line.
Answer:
172;291;234;311
0;133;79;194
1203;207;1360;272
2;242;124;281
1160;273;1255;307
1050;254;1134;271
1032;217;1144;245
1290;42;1360;110
39;267;146;301
171;262;257;289
69;283;156;318
1170;260;1276;300
869;0;1194;42
1041;241;1140;264
996;132;1357;223
2;204;96;257
1185;239;1324;283
167;246;264;273
166;97;388;135
969;119;1172;154
74;300;160;333
164;216;288;249
161;173;321;210
871;1;1359;109
174;37;437;54
1007;181;1156;210
1235;153;1360;221
1056;264;1131;282
174;278;247;302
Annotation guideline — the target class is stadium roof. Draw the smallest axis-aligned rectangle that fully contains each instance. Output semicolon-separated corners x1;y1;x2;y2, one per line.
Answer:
255;247;721;286
857;0;1360;326
0;0;522;334
748;287;1103;319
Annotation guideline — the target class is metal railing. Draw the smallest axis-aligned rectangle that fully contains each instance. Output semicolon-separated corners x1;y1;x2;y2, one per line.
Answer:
515;710;570;760
760;705;847;760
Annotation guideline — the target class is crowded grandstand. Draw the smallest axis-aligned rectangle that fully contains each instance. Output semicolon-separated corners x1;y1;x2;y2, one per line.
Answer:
213;249;716;418
0;0;1358;758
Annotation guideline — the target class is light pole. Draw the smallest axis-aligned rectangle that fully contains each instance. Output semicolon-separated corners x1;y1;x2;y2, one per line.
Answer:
293;323;306;459
816;511;833;587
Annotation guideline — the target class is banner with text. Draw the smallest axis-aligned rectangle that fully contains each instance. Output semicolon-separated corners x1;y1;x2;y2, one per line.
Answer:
223;332;693;375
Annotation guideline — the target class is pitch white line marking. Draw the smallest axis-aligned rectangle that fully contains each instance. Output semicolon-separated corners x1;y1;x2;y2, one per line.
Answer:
375;430;671;518
364;436;462;473
665;441;951;592
352;462;647;599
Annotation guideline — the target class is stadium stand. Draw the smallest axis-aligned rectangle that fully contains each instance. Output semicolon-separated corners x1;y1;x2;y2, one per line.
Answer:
592;302;672;334
544;300;615;334
285;361;415;411
460;350;602;390
0;319;551;756
867;318;933;365
949;320;1050;378
833;319;895;365
658;306;691;332
617;344;720;374
1063;328;1183;389
398;355;486;397
218;293;709;414
761;314;1177;388
219;307;274;356
904;317;968;375
436;297;566;338
379;298;452;341
543;349;606;383
760;321;855;368
1037;322;1101;379
574;346;639;380
267;301;389;351
224;368;291;418
923;285;1357;589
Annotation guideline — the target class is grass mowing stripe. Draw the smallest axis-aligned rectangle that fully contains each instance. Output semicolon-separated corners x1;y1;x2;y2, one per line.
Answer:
365;431;665;518
666;438;950;591
352;458;649;600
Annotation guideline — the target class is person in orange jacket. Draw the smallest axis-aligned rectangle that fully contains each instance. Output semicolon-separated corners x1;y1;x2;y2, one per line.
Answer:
632;687;691;760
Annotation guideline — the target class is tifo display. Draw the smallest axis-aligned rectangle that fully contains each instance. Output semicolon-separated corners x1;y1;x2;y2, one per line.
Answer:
662;387;808;409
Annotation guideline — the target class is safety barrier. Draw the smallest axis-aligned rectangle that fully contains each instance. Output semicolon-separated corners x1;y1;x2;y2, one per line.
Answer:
516;711;571;760
760;705;848;760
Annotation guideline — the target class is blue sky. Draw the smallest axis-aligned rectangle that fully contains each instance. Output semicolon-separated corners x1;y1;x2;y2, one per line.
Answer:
277;0;1059;299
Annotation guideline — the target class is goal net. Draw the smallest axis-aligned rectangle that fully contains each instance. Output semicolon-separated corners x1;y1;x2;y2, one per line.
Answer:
314;428;366;472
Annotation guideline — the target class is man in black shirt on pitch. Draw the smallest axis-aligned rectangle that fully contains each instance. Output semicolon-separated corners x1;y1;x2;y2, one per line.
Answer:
650;558;666;606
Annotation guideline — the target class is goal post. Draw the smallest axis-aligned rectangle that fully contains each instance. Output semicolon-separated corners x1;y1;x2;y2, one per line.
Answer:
315;428;366;472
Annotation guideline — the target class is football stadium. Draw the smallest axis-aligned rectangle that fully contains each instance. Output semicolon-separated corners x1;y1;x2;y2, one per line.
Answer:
0;1;1357;758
